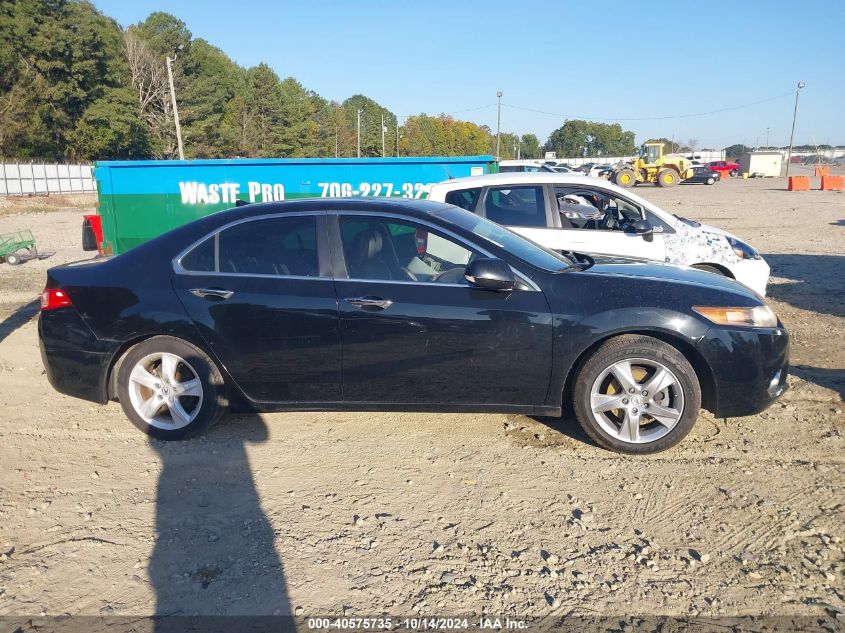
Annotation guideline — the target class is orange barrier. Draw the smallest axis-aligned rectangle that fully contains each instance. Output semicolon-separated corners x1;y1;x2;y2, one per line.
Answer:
788;176;810;191
722;170;730;179
821;175;844;191
815;166;830;177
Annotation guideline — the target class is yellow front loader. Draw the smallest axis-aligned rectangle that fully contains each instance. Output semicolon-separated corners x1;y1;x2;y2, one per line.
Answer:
612;143;693;188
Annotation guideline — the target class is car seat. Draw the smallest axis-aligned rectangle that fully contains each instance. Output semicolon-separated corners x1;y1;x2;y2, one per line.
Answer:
348;227;405;280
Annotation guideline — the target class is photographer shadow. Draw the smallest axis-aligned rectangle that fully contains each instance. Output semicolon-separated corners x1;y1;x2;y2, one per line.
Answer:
149;413;294;631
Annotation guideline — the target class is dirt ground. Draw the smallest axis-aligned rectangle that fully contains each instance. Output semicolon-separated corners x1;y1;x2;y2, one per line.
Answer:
0;169;843;628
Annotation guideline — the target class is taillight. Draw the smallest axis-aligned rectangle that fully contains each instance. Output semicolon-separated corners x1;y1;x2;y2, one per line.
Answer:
41;288;72;311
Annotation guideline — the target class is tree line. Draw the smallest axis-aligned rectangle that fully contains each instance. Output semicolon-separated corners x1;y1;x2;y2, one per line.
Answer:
0;1;549;162
5;1;737;163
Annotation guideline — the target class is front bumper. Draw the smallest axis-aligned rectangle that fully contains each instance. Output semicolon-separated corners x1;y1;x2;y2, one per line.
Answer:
729;257;770;297
39;309;115;404
697;323;789;418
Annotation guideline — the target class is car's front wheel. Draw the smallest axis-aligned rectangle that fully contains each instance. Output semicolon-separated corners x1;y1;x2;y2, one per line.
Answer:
117;336;226;439
573;335;701;454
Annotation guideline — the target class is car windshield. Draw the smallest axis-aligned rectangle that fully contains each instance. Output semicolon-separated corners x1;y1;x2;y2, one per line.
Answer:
436;207;573;272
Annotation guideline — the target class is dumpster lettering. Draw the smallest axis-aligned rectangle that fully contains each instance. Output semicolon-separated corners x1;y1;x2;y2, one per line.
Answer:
178;182;241;205
178;181;286;205
247;182;286;203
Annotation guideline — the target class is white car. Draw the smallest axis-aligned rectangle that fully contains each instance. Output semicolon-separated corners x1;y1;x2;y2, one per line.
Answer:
497;160;556;173
428;172;770;296
585;164;613;178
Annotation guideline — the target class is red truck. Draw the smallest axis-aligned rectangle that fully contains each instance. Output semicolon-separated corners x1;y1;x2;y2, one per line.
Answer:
706;160;740;177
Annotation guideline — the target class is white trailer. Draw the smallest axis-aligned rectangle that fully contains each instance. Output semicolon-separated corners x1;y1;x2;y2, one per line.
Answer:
739;151;783;178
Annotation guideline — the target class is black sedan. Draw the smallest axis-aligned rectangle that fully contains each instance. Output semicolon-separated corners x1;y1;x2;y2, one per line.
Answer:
683;167;722;185
39;199;789;454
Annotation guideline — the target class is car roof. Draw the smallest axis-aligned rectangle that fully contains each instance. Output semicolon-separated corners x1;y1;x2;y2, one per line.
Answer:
498;160;548;166
430;171;622;190
217;196;453;220
156;197;457;244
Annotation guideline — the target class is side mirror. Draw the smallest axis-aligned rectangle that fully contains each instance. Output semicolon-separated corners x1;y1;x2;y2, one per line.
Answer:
465;257;515;291
629;219;654;235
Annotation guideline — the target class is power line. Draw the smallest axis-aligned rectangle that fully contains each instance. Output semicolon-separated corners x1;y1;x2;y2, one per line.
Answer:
500;92;794;122
396;103;497;120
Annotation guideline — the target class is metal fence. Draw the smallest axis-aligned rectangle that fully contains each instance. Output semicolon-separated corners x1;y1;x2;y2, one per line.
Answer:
0;163;95;196
544;150;728;167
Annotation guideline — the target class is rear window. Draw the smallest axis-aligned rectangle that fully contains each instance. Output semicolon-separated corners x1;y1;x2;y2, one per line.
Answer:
445;187;482;211
180;236;215;272
178;216;321;277
219;216;319;276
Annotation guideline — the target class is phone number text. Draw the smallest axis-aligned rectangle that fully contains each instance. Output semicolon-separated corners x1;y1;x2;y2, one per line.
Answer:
318;182;432;198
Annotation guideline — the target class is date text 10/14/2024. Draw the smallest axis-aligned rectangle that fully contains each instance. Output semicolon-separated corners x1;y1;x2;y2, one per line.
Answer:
306;617;528;630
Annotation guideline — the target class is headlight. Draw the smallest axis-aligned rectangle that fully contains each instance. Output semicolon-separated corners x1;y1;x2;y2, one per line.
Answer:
693;305;778;328
726;236;760;260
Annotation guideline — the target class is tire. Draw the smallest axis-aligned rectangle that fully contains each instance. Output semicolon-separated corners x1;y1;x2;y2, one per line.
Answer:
572;335;701;454
706;177;715;185
5;252;20;265
729;169;738;177
116;335;226;439
692;264;726;276
656;168;679;187
614;168;637;188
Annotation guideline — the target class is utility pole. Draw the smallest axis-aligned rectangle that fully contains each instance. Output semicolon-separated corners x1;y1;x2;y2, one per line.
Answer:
381;113;385;158
496;91;503;158
396;118;400;157
765;127;770;148
785;81;805;179
165;49;185;160
356;109;362;158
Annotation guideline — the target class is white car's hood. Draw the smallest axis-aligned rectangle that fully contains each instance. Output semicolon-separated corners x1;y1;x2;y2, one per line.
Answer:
696;221;741;242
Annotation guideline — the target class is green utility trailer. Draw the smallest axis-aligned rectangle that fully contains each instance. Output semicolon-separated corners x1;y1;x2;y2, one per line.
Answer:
0;229;36;265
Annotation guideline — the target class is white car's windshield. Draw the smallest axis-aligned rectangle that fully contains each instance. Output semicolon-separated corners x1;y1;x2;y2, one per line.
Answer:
436;206;574;272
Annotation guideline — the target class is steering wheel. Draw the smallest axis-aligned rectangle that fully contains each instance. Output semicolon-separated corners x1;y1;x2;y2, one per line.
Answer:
431;267;466;284
599;211;619;230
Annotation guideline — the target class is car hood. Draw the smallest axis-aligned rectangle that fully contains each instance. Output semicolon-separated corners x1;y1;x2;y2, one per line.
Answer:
576;254;758;297
671;216;742;243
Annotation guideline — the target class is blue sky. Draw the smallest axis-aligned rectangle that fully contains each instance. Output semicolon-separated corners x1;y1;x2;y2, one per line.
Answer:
93;0;844;149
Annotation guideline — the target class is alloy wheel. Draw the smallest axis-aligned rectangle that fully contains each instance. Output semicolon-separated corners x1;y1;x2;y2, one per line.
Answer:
589;358;685;444
127;352;204;430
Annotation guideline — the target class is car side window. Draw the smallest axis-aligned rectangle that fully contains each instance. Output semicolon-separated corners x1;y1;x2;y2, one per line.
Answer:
554;186;645;232
445;187;481;211
180;236;216;272
216;216;320;276
339;216;478;284
483;185;547;227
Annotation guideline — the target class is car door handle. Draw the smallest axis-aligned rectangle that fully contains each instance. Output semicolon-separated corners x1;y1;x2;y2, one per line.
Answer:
189;288;234;300
345;296;393;310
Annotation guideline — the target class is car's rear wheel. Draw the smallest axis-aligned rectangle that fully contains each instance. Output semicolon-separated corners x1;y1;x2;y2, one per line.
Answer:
729;169;738;177
573;335;701;454
656;168;679;187
117;336;226;439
